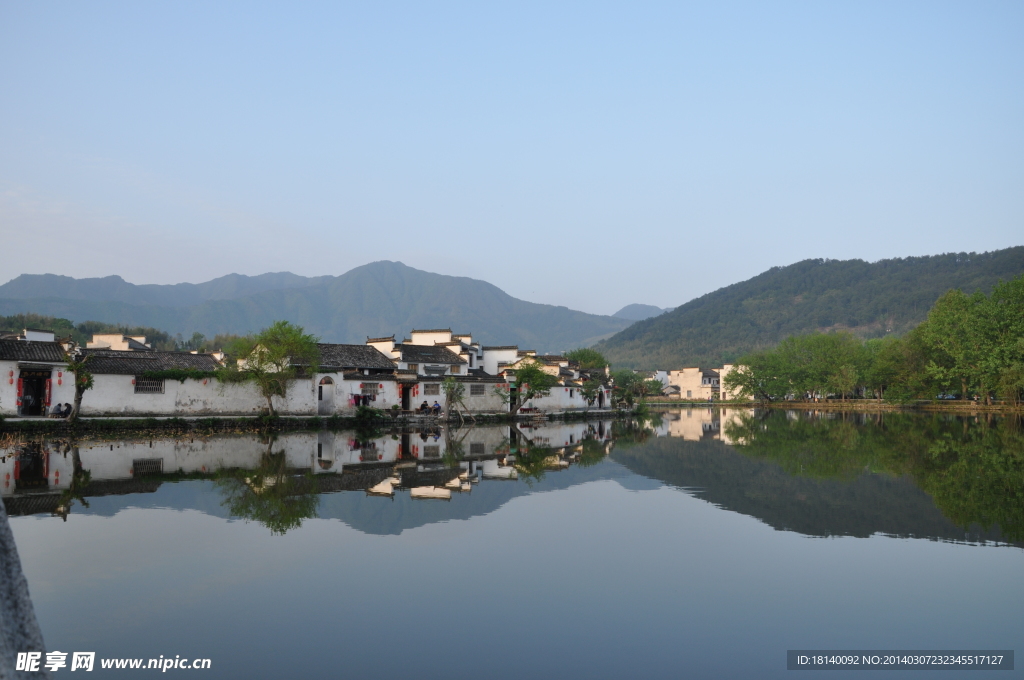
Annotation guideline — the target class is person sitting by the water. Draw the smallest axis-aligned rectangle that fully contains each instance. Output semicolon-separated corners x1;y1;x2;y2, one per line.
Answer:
419;401;431;413
62;403;73;417
49;403;63;417
431;401;442;415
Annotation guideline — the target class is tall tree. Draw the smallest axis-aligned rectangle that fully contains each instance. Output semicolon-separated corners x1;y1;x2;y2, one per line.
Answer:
236;321;320;416
64;352;94;423
506;360;560;416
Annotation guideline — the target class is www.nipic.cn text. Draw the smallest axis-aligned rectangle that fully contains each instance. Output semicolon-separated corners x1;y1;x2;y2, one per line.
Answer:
16;652;212;672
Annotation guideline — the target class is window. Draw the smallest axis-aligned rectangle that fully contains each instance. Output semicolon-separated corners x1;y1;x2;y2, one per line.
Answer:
569;389;574;398
361;384;379;396
686;390;692;398
450;365;460;374
134;377;164;394
424;383;440;395
407;363;418;372
132;458;163;475
423;445;440;458
470;384;485;396
470;442;485;455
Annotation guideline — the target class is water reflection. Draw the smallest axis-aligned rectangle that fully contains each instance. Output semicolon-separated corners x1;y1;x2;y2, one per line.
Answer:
2;410;1022;545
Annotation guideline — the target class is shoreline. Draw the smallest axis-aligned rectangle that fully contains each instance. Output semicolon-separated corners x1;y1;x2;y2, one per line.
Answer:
0;408;628;436
644;399;1023;414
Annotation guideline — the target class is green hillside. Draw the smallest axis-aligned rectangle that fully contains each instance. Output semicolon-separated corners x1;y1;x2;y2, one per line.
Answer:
597;247;1024;370
0;261;631;352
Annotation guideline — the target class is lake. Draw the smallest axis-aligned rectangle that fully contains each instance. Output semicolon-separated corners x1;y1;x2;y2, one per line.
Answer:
4;409;1022;678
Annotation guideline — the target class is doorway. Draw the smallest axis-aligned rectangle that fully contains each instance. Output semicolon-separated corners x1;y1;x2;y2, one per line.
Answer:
318;377;335;415
401;384;411;411
18;369;50;416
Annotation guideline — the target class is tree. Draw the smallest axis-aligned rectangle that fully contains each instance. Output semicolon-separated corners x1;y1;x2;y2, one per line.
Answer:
236;321;320;416
441;376;474;424
863;337;901;401
579;376;606;411
64;352;94;423
507;360;560;415
610;370;662;406
917;289;987;401
564;348;609;370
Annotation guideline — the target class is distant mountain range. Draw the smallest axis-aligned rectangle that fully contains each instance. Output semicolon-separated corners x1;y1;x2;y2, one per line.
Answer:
612;303;674;321
0;261;632;352
598;247;1024;370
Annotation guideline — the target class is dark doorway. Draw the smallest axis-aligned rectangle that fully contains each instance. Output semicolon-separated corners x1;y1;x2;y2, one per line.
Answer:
15;443;48;491
598;389;605;408
18;369;50;416
401;385;411;411
401;433;411;459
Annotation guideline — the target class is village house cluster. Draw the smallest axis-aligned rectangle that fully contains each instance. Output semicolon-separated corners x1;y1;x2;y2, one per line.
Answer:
0;328;612;418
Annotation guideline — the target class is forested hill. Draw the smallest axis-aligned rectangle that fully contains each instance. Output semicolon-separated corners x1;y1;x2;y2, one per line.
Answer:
597;247;1024;370
0;261;631;352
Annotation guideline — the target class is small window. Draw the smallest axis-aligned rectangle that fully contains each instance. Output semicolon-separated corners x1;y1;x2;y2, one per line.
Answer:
132;458;163;475
450;365;460;374
134;377;164;394
362;384;379;396
470;384;485;396
424;383;440;395
423;445;440;458
686;390;692;398
470;442;485;455
569;389;574;398
407;363;418;372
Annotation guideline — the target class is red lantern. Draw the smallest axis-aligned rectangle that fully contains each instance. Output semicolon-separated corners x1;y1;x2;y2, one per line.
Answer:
131;378;136;385
57;371;62;378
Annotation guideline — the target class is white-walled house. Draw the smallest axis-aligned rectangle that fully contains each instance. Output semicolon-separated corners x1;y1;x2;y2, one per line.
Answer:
0;336;76;417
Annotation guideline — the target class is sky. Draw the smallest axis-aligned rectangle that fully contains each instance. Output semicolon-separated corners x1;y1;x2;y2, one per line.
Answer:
1;1;1021;316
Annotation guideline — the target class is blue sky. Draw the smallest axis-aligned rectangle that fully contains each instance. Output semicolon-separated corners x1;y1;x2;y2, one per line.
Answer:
1;1;1021;315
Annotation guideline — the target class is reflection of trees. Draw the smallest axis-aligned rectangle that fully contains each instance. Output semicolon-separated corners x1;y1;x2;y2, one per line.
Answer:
724;411;1024;541
54;445;91;521
509;427;557;484
216;440;319;535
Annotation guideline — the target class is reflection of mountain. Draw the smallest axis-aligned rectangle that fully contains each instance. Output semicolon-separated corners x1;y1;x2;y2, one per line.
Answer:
612;435;1016;545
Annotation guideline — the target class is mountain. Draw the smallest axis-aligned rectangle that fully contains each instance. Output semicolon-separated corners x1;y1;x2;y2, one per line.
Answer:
597;247;1024;370
0;262;632;351
612;304;672;321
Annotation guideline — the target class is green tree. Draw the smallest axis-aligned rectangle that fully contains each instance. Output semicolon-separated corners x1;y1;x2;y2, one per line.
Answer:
507;360;560;415
918;289;987;401
235;321;320;415
564;348;609;370
441;376;473;424
64;352;94;422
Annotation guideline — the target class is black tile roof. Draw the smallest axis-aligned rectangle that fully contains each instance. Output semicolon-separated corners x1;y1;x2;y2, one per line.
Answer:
410;328;451;334
702;369;720;377
365;336;395;343
0;340;67;363
318;343;396;370
125;337;152;350
79;349;222;375
481;346;518;351
341;371;399;382
395;344;466;364
461;370;505;383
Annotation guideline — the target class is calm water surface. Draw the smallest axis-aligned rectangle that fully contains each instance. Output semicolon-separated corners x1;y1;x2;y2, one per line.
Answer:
5;409;1023;678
